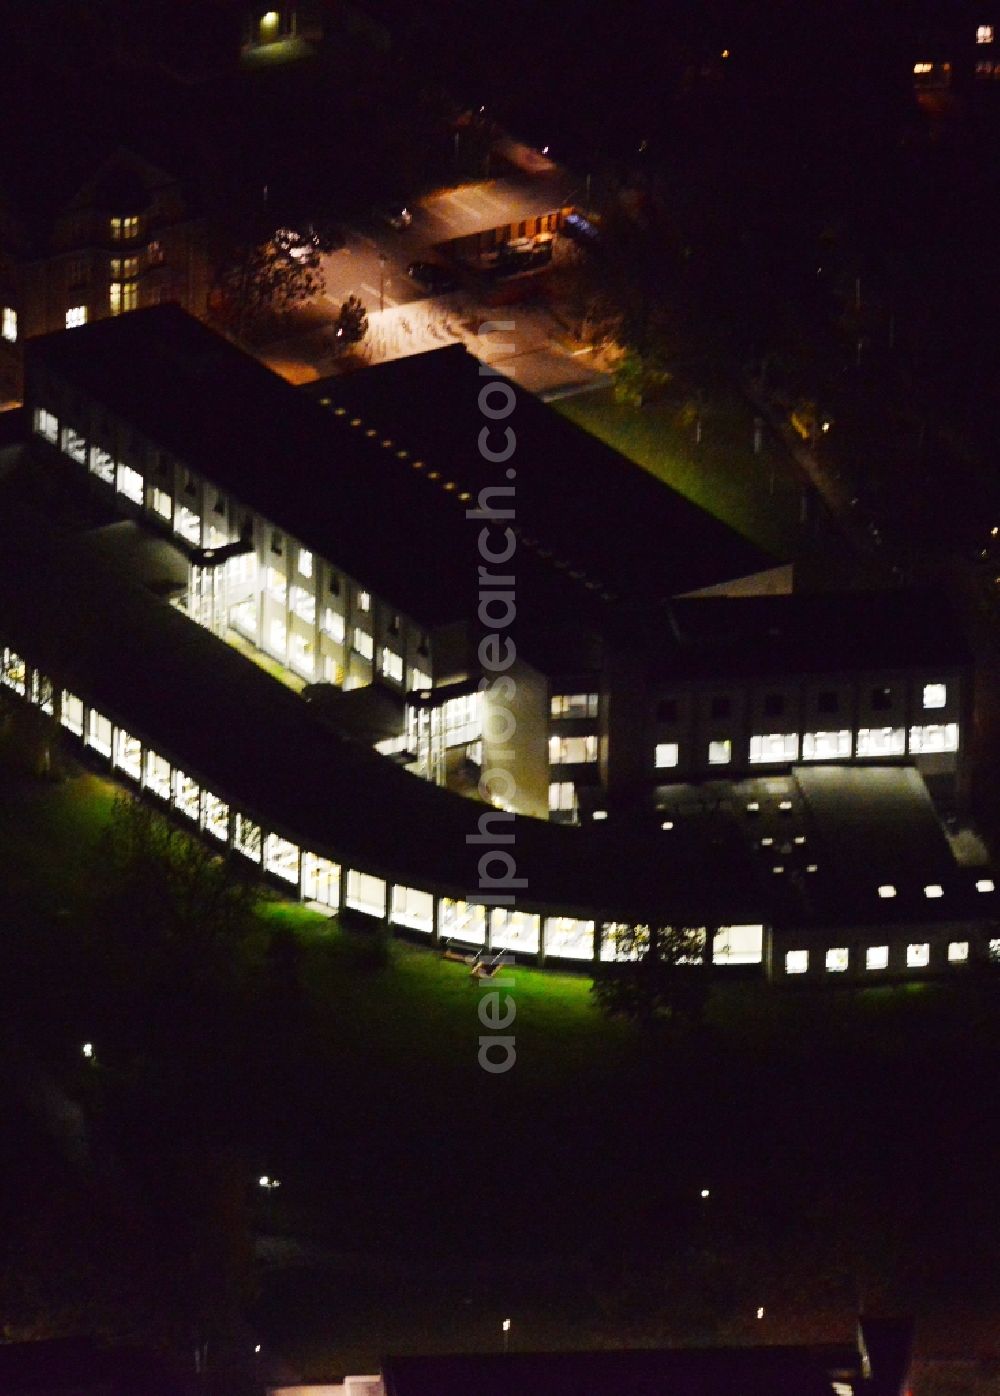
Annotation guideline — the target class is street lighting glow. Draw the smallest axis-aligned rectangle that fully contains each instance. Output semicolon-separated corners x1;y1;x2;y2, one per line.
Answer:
502;1319;511;1332
700;1188;710;1198
757;1306;765;1319
258;1174;282;1190
81;1042;94;1059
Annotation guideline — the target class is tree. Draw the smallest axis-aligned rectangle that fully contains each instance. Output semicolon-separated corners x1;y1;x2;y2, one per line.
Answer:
217;236;326;341
85;794;259;1018
592;925;708;1027
331;294;369;353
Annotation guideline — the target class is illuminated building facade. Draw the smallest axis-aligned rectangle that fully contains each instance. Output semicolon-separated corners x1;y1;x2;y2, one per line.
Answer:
24;308;971;837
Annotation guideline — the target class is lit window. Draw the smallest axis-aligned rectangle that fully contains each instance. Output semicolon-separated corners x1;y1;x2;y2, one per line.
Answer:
749;732;799;764
175;505;201;546
913;61;933;74
978;23;994;43
708;738;731;765
116;463;144;505
976;878;995;893
88;445;115;483
1;307;16;342
545;916;597;961
923;682;947;709
353;627;373;660
550;734;598;764
381;647;403;683
948;940;969;963
358;590;371;613
923;884;943;899
877;884;896;899
866;945;889;971
65;305;88;329
270;618;287;653
110;257;138;280
321;608;345;643
592;810;608;821
802;730;851;760
550;692;599;719
34;408;58;442
60;691;84;736
655;742;679;769
298;548;313;578
61;426;86;464
110;215;139;241
109;281;137;315
152;487;172;520
907;943;930;968
548;781;577;813
267;567;287;603
785;950;808;975
290;586;315;625
712;925;763;964
991;940;1000;963
909;722;959;754
826;947;849;973
409;667;431;692
289;631;314;677
856;727;905;758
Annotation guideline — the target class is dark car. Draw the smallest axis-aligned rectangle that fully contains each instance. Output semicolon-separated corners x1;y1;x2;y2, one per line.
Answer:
561;211;600;246
407;261;458;294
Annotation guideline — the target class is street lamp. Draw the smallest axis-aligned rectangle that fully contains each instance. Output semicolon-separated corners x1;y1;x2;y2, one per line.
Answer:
502;1318;511;1354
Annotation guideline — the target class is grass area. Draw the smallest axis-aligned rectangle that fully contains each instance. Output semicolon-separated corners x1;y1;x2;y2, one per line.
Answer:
1;767;999;1373
557;385;803;558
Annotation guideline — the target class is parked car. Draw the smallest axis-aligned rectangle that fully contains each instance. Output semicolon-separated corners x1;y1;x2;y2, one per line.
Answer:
376;204;413;231
407;261;458;293
561;211;600;246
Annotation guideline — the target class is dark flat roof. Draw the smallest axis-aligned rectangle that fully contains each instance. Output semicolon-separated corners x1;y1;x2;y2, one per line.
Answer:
653;766;996;932
310;343;780;604
662;590;970;680
382;1345;851;1396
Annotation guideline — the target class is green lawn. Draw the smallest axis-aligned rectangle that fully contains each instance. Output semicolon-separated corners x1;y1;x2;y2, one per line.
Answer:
1;768;999;1372
557;386;803;558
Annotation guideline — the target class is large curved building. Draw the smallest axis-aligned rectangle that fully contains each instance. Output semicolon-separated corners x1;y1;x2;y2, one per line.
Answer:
1;305;992;982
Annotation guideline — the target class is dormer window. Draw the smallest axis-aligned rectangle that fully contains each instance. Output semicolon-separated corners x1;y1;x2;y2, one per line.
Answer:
978;23;995;43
